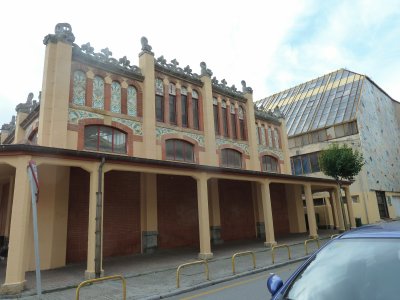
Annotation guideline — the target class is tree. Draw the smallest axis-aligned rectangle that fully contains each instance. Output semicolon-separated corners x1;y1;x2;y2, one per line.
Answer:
318;143;365;229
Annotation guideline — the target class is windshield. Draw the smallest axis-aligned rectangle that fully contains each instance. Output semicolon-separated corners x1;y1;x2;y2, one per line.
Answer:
284;238;400;300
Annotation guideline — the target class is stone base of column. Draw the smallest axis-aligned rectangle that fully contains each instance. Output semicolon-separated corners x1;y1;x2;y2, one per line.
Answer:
338;229;346;233
264;241;277;248
256;222;266;239
210;226;224;245
142;231;158;254
84;270;104;280
309;234;319;239
198;252;213;260
0;280;26;294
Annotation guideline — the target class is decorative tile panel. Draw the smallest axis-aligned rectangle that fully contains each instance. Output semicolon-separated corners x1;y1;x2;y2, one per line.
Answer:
111;81;121;113
127;86;137;117
112;117;143;136
258;145;284;160
216;138;249;155
156;126;205;147
68;108;103;124
155;78;164;95
260;127;266;145
93;76;105;109
72;70;86;106
357;80;400;191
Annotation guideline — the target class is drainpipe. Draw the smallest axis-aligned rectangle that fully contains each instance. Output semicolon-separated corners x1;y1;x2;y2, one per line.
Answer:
95;157;105;278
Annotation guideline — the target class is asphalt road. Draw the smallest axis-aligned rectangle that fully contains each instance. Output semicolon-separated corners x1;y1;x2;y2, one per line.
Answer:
165;261;303;300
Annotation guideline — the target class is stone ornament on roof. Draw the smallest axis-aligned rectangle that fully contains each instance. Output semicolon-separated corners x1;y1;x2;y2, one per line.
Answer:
273;106;285;119
211;76;245;99
1;116;16;131
241;80;253;94
200;62;213;77
254;104;280;122
43;23;75;45
15;93;39;114
140;37;153;55
155;56;201;83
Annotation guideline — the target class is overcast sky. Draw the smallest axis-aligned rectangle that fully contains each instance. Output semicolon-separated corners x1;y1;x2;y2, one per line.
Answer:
1;0;399;126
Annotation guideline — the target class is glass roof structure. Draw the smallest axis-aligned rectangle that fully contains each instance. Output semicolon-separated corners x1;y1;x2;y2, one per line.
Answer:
257;69;364;137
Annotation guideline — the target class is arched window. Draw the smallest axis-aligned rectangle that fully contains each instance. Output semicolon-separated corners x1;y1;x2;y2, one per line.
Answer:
262;155;279;172
221;148;242;168
155;78;164;122
192;90;199;130
181;87;188;127
213;97;219;135
93;76;105;110
84;125;126;154
274;128;280;149
72;70;86;106
221;100;228;137
230;104;237;139
111;81;121;113
127;85;137;117
169;83;177;124
165;139;194;162
238;106;246;140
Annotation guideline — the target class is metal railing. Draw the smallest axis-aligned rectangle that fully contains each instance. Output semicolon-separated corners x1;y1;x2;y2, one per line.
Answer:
330;234;340;239
176;260;209;288
231;251;256;274
304;238;320;255
76;275;126;300
271;244;291;264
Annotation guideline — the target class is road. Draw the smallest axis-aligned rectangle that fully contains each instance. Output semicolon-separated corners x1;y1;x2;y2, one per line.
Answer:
165;261;303;300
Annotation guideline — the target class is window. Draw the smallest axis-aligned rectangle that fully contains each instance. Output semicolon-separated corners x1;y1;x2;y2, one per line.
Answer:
352;195;360;203
127;86;137;117
93;76;105;110
84;125;126;154
262;155;278;172
230;104;237;139
169;83;176;124
238;107;246;140
166;139;194;162
213;97;219;135
155;78;164;122
181;87;188;127
72;70;86;106
291;152;320;175
221;149;242;168
111;81;121;113
222;101;228;137
192;90;199;130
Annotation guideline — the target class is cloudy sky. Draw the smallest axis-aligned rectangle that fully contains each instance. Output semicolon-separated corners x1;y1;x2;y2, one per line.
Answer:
1;0;399;126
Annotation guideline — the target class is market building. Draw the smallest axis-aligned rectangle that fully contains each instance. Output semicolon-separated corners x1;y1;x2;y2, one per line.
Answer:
0;24;351;294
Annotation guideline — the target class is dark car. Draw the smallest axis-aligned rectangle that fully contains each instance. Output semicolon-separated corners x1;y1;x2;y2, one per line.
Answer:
267;221;400;300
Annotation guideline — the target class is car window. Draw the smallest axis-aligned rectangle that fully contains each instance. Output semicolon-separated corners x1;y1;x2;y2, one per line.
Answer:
284;239;400;300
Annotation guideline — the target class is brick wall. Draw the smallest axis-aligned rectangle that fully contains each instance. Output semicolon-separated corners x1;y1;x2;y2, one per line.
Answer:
103;171;141;257
66;167;89;263
157;175;199;248
270;183;290;237
219;179;256;241
0;183;9;236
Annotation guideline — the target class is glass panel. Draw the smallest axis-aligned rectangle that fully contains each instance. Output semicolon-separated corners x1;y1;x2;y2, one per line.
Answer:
93;76;105;110
222;107;228;136
231;114;237;139
240;120;246;140
127;86;137;117
169;95;176;124
184;142;194;162
73;70;86;106
302;155;311;174
98;126;113;152
155;78;164;95
111;81;121;113
213;105;219;134
166;140;174;160
310;152;320;172
192;98;199;130
182;94;188;127
113;130;126;154
294;157;302;175
175;140;184;161
84;126;98;150
156;95;164;122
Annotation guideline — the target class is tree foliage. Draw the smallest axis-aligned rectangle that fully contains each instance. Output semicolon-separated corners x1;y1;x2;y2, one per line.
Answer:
318;143;365;182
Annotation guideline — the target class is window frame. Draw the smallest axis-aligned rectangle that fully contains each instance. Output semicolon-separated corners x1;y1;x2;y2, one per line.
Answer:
221;148;242;169
165;139;195;163
84;125;127;154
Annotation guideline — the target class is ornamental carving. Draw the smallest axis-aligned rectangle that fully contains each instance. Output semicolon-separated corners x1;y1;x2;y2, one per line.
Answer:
155;56;202;84
43;23;75;45
212;77;245;99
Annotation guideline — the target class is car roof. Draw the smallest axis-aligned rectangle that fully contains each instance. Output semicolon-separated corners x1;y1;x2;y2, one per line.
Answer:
339;220;400;239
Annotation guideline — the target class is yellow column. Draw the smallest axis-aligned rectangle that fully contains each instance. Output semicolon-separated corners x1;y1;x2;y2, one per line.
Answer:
195;173;213;259
260;181;276;246
324;197;334;229
200;74;218;166
304;184;318;238
278;118;292;174
139;41;157;159
333;188;345;232
208;178;223;244
344;186;356;229
85;164;103;279
243;92;260;171
1;157;31;294
4;175;15;239
329;190;339;229
140;173;158;253
13;111;28;144
285;185;307;233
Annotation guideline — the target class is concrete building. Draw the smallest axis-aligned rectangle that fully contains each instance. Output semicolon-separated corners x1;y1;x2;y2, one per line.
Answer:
258;68;400;228
0;24;351;294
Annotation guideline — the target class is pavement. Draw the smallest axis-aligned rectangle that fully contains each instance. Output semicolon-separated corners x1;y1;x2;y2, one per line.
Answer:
0;230;336;299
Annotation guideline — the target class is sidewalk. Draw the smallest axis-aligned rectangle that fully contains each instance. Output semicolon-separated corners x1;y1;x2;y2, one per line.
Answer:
1;230;336;299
